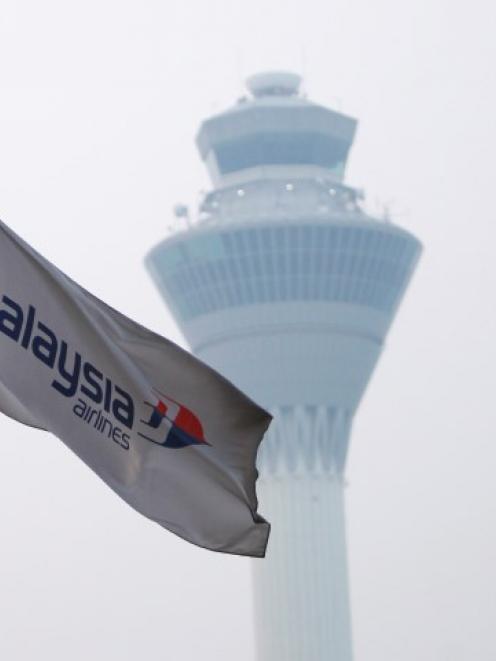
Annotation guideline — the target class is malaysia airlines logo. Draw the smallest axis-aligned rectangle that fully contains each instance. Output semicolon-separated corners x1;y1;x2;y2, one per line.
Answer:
138;389;209;449
0;293;210;452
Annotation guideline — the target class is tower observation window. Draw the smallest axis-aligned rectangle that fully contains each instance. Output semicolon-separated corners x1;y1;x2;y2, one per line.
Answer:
214;132;349;173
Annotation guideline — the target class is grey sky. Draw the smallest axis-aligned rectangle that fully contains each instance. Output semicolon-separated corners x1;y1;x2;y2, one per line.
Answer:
0;1;495;659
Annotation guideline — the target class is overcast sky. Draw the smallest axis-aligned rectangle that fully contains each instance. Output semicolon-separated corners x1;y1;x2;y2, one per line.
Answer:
0;1;495;660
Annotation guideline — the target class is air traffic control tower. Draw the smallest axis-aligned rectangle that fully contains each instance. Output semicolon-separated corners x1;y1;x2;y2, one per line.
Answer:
146;72;421;661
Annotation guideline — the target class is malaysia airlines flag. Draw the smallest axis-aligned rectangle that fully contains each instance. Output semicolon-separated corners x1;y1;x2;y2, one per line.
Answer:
0;219;271;557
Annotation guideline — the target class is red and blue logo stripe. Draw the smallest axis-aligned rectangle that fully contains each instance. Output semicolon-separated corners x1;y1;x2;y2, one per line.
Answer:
138;390;208;449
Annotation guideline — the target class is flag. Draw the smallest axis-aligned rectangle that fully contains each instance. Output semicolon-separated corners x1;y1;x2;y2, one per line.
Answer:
0;219;271;557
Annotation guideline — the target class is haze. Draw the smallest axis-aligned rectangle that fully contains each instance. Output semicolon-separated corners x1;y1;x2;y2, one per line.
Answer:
0;1;495;660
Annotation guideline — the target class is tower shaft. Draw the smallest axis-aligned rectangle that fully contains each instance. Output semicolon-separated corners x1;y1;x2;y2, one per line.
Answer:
253;405;353;661
254;473;352;661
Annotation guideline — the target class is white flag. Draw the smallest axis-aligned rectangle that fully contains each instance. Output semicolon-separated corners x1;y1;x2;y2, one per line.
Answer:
0;219;271;557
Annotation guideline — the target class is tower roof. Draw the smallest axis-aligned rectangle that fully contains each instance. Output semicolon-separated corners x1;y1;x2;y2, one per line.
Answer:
246;71;302;97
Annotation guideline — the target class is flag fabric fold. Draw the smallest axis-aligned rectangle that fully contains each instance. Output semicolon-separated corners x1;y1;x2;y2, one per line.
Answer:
0;219;271;557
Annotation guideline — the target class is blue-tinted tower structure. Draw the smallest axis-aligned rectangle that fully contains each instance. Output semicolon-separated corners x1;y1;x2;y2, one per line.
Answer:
146;72;421;661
